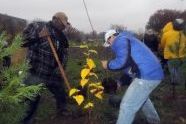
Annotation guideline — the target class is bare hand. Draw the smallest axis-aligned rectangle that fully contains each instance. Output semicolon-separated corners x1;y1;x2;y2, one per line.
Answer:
101;60;108;69
39;27;50;38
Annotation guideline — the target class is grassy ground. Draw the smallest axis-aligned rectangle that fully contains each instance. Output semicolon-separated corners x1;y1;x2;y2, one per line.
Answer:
30;45;186;124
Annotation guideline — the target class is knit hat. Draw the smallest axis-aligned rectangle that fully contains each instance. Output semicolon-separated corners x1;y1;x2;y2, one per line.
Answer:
173;18;185;31
175;18;184;25
53;12;70;27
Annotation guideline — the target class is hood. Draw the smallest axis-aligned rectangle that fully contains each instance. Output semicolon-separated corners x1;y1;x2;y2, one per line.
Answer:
118;31;134;38
162;22;173;33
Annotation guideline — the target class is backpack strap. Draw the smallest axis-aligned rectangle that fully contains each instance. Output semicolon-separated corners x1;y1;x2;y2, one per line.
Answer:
125;38;141;78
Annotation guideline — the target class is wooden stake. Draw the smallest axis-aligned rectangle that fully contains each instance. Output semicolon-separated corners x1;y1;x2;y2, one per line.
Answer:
40;27;71;91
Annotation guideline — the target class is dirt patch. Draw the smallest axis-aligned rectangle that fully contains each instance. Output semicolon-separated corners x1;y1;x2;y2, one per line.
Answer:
38;116;86;124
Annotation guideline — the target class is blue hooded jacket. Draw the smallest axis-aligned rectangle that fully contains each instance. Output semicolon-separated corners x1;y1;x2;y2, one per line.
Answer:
107;31;164;80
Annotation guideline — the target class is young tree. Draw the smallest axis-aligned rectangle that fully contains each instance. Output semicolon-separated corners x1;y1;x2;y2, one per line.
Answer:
0;32;42;124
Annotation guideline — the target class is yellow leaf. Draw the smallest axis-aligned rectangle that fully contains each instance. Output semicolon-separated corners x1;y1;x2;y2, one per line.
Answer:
90;89;97;93
69;88;79;96
80;45;88;49
95;91;103;99
97;85;104;90
84;102;94;109
73;95;84;105
80;79;89;88
83;53;90;56
95;82;102;86
89;82;101;87
89;72;98;79
88;83;96;87
81;68;90;79
88;49;97;54
87;58;96;69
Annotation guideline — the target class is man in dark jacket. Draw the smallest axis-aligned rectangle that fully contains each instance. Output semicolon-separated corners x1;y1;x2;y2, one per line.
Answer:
22;12;70;124
143;29;159;54
101;29;164;124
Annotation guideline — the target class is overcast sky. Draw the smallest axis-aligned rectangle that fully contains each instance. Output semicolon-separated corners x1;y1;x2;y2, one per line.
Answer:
0;0;186;33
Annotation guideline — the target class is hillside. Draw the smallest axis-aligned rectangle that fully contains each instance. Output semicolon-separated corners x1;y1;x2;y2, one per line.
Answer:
0;13;27;36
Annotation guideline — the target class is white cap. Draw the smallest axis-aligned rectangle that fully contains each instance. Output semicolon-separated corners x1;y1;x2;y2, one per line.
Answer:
175;18;184;24
104;29;117;47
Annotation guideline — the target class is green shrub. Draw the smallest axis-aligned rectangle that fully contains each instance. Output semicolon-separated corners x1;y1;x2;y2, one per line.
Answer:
0;32;43;124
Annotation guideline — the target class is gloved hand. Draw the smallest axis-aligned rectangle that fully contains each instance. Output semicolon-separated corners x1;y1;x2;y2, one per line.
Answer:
108;95;121;108
102;77;118;94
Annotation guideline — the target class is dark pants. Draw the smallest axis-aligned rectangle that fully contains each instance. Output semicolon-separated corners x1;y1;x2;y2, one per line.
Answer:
23;73;67;124
45;80;67;110
119;73;132;86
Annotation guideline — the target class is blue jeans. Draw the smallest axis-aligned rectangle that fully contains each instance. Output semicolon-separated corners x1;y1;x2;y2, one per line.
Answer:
116;78;161;124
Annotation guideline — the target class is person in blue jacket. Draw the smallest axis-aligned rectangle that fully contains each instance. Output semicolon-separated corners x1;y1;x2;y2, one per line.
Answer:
101;29;164;124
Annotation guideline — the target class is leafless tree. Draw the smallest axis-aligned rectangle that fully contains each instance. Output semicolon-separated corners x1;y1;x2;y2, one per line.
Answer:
146;9;182;33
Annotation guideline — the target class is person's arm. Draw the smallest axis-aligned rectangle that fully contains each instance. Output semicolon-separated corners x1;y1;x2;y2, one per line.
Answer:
108;37;130;71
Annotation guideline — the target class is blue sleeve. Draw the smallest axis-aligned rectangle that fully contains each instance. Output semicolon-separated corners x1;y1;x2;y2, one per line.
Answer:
108;36;129;70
